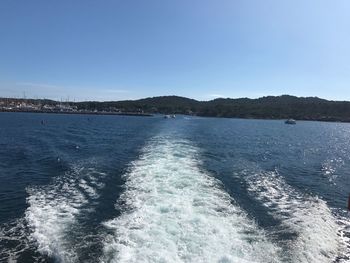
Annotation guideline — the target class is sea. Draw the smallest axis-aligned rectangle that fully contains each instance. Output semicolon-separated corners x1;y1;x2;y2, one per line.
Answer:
0;112;349;263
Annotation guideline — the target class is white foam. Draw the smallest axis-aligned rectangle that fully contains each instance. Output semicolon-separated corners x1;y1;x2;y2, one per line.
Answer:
26;185;84;262
335;211;350;262
102;137;279;263
25;166;105;262
79;178;99;199
0;218;31;262
245;170;349;262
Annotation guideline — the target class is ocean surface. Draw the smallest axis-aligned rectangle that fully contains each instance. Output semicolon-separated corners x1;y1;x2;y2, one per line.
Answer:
0;112;349;263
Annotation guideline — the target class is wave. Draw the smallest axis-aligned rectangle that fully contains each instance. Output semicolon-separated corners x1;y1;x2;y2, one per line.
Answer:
26;165;106;262
0;218;34;262
1;164;106;262
102;137;279;263
244;169;350;262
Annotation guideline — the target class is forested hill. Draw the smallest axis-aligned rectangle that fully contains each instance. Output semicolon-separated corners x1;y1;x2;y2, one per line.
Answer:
2;95;350;122
76;95;350;122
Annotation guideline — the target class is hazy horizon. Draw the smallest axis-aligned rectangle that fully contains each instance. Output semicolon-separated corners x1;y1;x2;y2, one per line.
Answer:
1;93;346;103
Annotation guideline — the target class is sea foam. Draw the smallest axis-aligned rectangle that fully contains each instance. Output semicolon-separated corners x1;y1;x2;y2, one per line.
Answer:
102;137;279;263
245;169;350;262
25;165;105;262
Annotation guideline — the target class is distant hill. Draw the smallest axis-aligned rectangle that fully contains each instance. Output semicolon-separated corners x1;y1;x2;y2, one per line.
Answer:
2;95;350;122
75;95;350;122
199;95;347;121
75;96;199;114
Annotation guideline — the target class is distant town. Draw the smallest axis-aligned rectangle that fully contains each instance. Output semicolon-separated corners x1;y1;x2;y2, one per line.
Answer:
0;97;152;116
0;98;78;112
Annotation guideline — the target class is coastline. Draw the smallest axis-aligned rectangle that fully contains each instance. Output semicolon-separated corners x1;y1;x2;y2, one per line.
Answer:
2;109;350;123
0;109;153;117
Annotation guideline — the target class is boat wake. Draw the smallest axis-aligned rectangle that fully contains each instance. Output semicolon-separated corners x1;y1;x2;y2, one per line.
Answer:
2;134;350;262
0;218;33;262
244;169;350;262
1;164;106;262
26;165;106;262
102;136;279;263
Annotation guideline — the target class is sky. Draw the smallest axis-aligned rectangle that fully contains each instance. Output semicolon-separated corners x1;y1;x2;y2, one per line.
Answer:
0;0;350;101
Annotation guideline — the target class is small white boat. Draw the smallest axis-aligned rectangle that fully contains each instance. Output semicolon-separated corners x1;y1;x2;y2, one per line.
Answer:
164;114;176;119
285;119;296;124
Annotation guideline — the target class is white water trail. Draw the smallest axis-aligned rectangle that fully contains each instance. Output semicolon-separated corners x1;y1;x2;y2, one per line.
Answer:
245;169;350;262
102;137;279;263
25;165;106;262
0;218;32;262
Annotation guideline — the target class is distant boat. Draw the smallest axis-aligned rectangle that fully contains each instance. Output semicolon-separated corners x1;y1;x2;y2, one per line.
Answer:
285;119;296;124
164;114;176;119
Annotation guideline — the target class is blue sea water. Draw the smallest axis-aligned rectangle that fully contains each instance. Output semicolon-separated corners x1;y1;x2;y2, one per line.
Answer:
0;112;349;262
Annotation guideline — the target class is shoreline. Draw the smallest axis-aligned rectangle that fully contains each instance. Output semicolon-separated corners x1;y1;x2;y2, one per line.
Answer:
0;109;153;117
2;109;350;123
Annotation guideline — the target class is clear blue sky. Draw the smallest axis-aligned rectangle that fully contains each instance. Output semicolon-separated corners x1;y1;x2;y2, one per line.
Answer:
0;0;349;101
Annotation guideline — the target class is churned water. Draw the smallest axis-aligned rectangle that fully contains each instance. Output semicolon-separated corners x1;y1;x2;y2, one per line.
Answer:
0;113;349;262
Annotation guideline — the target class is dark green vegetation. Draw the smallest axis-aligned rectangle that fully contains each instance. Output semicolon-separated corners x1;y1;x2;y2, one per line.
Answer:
2;95;350;122
76;95;350;122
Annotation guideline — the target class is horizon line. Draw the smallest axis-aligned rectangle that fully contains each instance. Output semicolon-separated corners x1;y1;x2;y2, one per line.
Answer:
0;94;345;103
